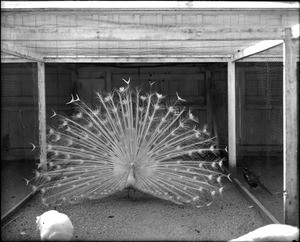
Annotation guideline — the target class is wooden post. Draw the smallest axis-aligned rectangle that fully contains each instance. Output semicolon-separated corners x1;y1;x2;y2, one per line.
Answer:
37;62;47;168
228;61;237;174
283;28;299;226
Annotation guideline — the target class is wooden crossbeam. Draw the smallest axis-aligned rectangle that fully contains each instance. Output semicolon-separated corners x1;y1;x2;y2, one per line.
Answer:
1;26;286;41
231;40;284;62
1;42;44;62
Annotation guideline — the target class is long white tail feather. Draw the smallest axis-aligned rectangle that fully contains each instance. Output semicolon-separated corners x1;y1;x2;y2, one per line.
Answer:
33;84;230;207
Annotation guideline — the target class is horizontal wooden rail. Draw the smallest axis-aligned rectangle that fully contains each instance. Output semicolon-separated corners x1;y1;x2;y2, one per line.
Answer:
2;26;287;41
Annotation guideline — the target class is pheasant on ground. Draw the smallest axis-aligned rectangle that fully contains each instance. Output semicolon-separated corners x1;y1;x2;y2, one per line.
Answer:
243;167;272;195
31;79;231;207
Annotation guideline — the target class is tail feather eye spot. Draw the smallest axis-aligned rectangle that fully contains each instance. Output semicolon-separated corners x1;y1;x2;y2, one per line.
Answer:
219;187;224;194
76;112;83;119
40;188;46;195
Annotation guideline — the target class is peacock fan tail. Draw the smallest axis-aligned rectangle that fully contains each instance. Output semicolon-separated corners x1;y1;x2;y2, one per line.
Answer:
31;78;231;208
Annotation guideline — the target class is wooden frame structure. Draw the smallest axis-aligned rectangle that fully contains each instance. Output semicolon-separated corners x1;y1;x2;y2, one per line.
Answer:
1;1;299;226
228;27;299;226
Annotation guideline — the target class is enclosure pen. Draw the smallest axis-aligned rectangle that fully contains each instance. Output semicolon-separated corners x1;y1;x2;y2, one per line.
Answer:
1;1;299;240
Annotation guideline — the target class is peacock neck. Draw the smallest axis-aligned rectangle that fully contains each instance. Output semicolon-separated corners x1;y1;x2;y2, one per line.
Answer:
125;162;136;189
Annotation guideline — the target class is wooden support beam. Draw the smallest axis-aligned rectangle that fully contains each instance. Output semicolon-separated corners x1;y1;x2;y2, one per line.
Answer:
228;61;237;174
231;40;284;62
1;56;288;63
1;26;287;41
37;62;47;169
1;42;44;62
1;54;291;63
43;56;232;63
283;28;299;227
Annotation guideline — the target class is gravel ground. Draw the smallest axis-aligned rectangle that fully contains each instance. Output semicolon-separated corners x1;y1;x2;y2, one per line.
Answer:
1;181;268;241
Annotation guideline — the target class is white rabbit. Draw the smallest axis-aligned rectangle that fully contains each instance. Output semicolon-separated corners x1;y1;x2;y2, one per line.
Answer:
36;210;74;241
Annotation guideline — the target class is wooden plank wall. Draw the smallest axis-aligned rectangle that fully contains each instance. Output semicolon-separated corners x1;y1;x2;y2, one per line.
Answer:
1;9;299;59
1;63;39;160
1;63;230;161
1;61;295;160
236;63;286;156
74;64;229;147
45;64;75;128
76;64;211;129
210;66;228;147
1;63;75;161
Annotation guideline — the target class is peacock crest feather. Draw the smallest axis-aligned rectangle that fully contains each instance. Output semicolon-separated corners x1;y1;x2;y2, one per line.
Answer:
32;78;231;207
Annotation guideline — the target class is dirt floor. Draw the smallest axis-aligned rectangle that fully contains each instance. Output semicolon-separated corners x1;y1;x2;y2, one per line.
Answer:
1;160;37;217
1;180;269;241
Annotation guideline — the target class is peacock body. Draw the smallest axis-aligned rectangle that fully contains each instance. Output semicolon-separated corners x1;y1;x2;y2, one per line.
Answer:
32;79;231;207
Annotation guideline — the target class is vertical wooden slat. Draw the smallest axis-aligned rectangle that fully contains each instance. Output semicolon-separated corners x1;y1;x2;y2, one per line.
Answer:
283;28;299;226
237;69;245;145
37;62;47;168
106;71;112;92
205;71;213;137
228;61;237;174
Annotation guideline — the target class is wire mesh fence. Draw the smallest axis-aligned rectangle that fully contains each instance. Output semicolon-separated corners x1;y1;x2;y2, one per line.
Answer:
234;40;299;223
236;61;283;165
